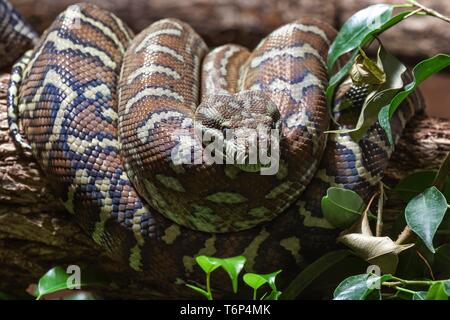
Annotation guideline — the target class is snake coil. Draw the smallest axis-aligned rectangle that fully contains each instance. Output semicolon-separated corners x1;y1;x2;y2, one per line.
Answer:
4;2;424;295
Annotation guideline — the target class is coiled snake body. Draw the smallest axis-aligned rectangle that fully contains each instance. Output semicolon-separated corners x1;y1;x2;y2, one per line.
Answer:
4;2;424;295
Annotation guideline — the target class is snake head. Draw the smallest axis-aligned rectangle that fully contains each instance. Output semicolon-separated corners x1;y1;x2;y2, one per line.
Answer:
194;90;281;172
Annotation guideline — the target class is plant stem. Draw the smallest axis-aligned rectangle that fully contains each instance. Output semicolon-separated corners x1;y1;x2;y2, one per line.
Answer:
416;250;435;280
206;272;212;300
253;289;257;300
404;7;424;19
393;4;414;9
395;225;416;245
407;0;450;24
394;286;417;295
390;276;434;286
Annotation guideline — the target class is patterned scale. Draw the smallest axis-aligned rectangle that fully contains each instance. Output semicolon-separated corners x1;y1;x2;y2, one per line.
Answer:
5;3;425;296
119;18;336;233
0;0;37;69
9;3;162;264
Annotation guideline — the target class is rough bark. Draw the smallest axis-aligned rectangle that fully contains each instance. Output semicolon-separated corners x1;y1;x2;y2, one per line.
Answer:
0;71;449;299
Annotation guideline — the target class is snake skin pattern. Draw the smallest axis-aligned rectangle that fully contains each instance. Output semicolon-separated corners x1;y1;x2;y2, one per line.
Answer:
118;18;334;232
5;3;424;295
0;0;37;69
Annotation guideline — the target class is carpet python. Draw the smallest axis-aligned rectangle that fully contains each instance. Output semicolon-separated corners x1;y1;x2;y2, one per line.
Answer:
3;1;424;295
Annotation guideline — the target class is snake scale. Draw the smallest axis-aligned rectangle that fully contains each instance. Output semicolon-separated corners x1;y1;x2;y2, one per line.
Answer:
3;1;424;296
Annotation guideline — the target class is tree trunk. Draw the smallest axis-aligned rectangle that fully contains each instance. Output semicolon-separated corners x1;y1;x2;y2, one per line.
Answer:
0;72;449;298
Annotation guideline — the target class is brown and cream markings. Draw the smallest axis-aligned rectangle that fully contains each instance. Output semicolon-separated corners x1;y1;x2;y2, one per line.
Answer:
5;2;424;295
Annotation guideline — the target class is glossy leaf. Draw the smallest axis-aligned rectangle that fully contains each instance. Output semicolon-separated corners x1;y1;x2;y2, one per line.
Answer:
195;256;221;274
326;9;412;108
36;267;70;299
328;46;406;141
243;270;282;291
405;186;448;253
412;291;428;300
333;274;372;300
321;187;366;228
444;280;450;296
350;47;405;141
426;281;448;300
380;54;450;144
334;273;394;300
327;4;394;72
281;250;354;299
218;256;246;293
243;273;267;291
326;51;358;109
35;266;102;300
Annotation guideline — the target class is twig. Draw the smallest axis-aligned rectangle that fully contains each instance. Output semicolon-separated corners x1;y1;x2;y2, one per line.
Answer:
407;0;450;24
376;183;384;237
385;277;434;286
404;7;424;20
416;250;435;280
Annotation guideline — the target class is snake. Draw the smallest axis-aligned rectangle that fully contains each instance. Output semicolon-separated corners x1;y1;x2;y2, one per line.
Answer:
0;0;37;69
3;1;424;296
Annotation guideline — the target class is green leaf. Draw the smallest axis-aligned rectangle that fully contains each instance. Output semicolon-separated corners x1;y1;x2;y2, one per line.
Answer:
185;284;210;299
394;171;437;202
243;274;267;291
281;250;354;299
321;187;367;228
444;280;450;296
195;256;222;274
426;281;449;300
243;270;282;292
413;291;428;300
63;292;96;300
378;105;392;144
405;186;448;253
380;54;450;143
327;4;394;72
36;267;70;299
217;256;246;293
333;273;372;300
326;51;358;109
326;9;412;107
334;273;393;300
35;266;103;300
328;46;407;141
